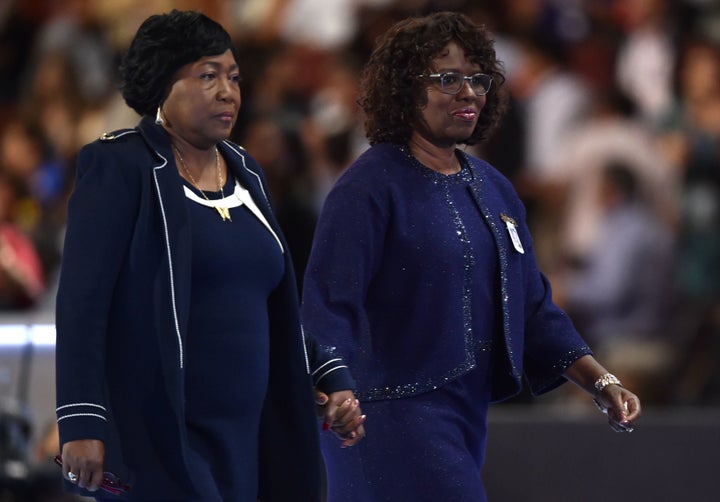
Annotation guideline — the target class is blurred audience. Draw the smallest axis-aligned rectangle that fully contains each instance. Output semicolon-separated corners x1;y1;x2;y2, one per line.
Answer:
504;24;594;267
613;0;679;126
0;0;718;418
0;167;45;310
240;114;318;292
657;33;720;405
551;87;679;270
556;162;677;404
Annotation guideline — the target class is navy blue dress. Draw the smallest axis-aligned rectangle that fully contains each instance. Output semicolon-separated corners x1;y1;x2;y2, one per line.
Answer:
182;175;284;501
303;143;593;501
319;159;500;502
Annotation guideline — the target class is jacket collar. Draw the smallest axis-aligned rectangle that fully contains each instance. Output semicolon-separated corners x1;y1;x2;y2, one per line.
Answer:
135;116;274;224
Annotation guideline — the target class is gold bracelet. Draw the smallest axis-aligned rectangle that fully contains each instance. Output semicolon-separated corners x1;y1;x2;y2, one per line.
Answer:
594;373;622;394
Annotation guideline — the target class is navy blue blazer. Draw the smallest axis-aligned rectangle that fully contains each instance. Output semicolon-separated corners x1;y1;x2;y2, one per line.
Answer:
302;143;592;404
55;116;352;500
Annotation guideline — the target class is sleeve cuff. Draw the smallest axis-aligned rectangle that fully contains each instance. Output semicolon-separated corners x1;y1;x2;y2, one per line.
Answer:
312;361;356;394
57;414;107;446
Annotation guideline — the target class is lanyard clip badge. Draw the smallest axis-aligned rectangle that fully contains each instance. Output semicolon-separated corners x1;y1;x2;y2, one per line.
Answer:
500;213;524;254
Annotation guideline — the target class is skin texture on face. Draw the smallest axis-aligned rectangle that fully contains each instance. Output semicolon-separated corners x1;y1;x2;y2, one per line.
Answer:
161;49;241;150
414;42;486;151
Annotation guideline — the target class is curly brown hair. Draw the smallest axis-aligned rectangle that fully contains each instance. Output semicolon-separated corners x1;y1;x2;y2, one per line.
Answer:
358;11;507;146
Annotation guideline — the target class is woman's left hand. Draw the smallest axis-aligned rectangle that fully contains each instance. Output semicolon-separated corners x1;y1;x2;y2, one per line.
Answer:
315;389;366;447
563;356;641;432
594;384;641;432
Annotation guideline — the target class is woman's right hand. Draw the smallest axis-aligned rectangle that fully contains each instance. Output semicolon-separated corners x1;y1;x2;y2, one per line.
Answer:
315;390;366;448
60;439;105;491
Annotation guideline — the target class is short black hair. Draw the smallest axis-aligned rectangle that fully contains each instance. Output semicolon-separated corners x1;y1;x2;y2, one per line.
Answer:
120;10;238;117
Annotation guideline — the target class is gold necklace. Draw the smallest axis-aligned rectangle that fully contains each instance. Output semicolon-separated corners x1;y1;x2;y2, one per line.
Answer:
173;145;232;221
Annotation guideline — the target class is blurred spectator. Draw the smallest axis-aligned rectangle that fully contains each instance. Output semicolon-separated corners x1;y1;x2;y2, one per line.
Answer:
238;54;367;290
17;0;145;158
557;162;676;403
660;36;720;303
238;43;328;136
510;30;592;184
612;0;678;126
301;58;367;210
18;50;83;165
279;0;363;50
0;119;65;218
0;118;65;285
657;34;720;404
506;27;593;266
0;170;45;310
551;87;679;266
239;114;318;292
24;0;115;109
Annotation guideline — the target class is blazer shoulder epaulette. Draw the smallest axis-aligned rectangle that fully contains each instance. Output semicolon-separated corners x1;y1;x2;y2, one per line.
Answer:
98;127;139;142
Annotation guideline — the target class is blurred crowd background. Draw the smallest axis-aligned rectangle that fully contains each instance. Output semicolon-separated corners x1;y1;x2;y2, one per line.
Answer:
1;0;720;498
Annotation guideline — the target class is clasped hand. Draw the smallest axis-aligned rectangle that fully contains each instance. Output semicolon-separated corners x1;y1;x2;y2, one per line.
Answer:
315;389;367;447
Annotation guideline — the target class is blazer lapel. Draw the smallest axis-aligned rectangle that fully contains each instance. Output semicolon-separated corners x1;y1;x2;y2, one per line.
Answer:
219;141;287;250
137;118;193;361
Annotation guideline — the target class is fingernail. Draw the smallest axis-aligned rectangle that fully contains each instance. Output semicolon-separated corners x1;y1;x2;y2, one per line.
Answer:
322;422;331;431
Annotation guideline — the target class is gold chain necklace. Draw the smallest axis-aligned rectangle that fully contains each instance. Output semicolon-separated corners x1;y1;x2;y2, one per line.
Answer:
173;145;232;221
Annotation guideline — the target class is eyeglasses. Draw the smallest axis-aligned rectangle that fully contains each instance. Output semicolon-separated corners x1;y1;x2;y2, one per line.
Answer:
54;455;132;495
418;72;493;96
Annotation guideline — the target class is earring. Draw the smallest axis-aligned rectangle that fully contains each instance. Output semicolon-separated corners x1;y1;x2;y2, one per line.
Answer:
155;106;164;125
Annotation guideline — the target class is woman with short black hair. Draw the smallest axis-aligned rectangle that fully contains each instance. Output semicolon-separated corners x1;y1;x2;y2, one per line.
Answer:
55;10;364;501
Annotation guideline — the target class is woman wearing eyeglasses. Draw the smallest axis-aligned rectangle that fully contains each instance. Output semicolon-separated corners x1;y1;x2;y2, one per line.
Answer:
54;10;364;502
301;11;641;502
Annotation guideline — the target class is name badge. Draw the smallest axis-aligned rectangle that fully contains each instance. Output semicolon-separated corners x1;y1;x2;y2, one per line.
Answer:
501;213;524;254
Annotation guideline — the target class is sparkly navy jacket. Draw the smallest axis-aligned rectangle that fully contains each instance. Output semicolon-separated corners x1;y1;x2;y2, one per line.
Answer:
55;116;353;501
301;143;591;403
